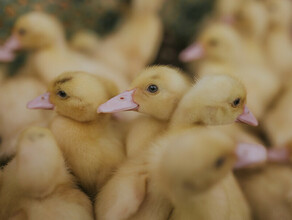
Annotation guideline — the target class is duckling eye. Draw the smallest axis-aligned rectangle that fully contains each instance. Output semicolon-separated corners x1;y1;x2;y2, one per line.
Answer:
147;84;159;93
57;90;67;98
208;39;218;47
232;98;241;108
18;28;26;36
214;156;226;169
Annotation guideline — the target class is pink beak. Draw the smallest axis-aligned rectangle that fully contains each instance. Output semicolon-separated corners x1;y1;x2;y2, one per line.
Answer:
236;105;258;126
234;143;267;169
98;89;139;113
0;35;21;62
27;92;55;110
179;43;205;62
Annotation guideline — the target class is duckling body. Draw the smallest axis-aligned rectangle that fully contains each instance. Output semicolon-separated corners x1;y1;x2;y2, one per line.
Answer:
28;71;125;197
50;114;124;194
235;164;292;220
0;127;93;220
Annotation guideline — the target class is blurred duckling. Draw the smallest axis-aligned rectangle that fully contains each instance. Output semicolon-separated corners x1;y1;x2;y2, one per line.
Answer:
95;74;258;220
264;0;292;82
27;71;125;197
0;12;128;89
180;23;280;119
0;126;93;220
0;76;51;163
98;66;191;157
153;128;250;220
95;0;164;80
215;0;243;23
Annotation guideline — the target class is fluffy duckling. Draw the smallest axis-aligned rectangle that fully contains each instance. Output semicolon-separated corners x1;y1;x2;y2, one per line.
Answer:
95;0;164;80
98;66;191;157
95;74;258;220
180;23;280;119
27;71;125;197
0;126;93;220
264;0;292;81
0;12;128;89
153;128;250;220
0;76;51;163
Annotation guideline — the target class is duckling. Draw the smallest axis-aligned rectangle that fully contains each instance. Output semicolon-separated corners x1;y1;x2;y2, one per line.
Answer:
233;0;270;65
0;76;51;162
0;12;128;89
98;66;191;157
152;128;250;220
27;71;125;197
0;126;93;220
95;0;164;80
264;0;292;82
180;23;280;119
215;0;243;23
70;30;100;58
95;74;258;220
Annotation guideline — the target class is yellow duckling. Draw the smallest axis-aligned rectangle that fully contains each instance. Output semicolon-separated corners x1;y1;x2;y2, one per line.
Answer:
0;76;51;163
0;126;93;220
152;128;250;220
180;23;280;119
95;0;164;80
264;0;292;82
95;74;258;220
27;71;125;197
0;12;128;89
98;65;191;157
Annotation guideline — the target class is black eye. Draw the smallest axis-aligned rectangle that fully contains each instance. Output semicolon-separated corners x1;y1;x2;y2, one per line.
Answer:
209;39;218;47
57;90;67;98
215;156;226;168
18;28;26;36
232;98;241;107
147;84;158;93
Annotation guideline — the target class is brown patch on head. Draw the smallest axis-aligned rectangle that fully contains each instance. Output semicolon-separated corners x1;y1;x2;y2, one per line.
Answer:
54;77;73;86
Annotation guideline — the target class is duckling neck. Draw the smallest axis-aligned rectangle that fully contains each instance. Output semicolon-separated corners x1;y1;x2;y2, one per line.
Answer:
169;104;205;130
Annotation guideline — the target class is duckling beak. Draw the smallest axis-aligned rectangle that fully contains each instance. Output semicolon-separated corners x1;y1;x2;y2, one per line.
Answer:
27;92;55;110
236;105;258;126
0;35;21;62
97;89;139;113
179;43;205;62
234;143;267;169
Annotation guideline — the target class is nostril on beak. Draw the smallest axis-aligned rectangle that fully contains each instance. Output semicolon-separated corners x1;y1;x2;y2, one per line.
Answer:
120;97;125;100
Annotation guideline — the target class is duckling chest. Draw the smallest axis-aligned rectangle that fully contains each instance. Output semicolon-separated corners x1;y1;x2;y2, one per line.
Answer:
50;116;124;165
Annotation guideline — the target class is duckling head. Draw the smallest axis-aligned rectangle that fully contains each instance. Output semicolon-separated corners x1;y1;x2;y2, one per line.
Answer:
154;129;236;202
27;71;117;122
265;0;292;28
98;66;191;120
170;74;258;127
11;12;65;50
179;23;243;63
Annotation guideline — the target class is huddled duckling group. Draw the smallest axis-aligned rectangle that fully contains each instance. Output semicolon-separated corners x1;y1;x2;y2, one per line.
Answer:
0;0;292;219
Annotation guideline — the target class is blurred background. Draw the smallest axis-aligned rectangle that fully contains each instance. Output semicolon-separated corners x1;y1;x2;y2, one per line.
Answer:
0;0;215;74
